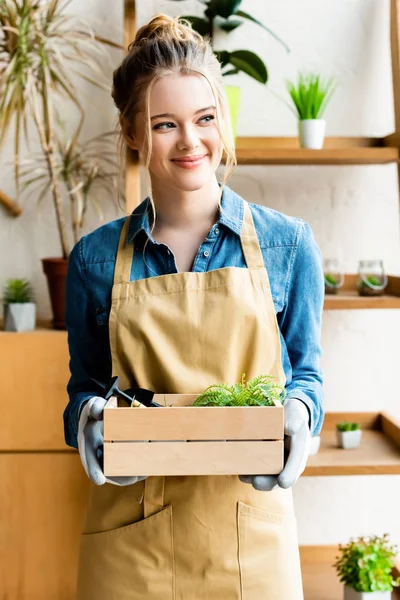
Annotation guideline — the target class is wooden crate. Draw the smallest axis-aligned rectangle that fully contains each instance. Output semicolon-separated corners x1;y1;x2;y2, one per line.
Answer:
103;394;284;476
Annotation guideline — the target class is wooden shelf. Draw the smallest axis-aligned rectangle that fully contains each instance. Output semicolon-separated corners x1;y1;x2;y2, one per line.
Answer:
304;412;400;476
324;274;400;310
228;137;399;165
300;546;400;599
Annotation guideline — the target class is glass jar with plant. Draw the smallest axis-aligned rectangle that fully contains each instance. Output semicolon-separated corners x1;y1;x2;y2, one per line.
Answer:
169;0;289;138
0;0;122;328
2;278;36;332
333;533;400;599
286;72;336;149
357;260;388;297
336;421;362;450
324;258;344;295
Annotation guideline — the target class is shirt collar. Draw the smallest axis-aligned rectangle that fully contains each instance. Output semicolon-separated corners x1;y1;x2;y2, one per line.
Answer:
126;183;244;245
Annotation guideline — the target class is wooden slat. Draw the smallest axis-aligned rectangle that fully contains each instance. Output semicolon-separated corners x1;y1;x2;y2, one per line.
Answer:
236;137;385;150
104;440;284;476
228;142;398;165
322;412;382;430
104;404;284;441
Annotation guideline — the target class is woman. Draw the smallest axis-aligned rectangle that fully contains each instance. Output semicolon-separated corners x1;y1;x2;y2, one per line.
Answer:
64;14;324;600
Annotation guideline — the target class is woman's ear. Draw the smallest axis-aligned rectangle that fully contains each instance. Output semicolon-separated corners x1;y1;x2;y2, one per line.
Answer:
119;114;139;151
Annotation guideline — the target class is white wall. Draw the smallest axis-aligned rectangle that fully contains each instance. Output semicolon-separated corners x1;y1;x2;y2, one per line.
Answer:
1;0;399;548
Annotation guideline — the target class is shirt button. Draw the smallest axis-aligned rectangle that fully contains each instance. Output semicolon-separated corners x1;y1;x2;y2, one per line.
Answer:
214;228;219;235
203;250;210;257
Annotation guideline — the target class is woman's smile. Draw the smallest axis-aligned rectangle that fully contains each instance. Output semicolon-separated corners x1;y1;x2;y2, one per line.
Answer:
171;154;208;169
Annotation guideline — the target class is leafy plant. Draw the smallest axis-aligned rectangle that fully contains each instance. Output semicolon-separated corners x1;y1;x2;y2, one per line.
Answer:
2;278;34;303
192;373;286;407
169;0;289;84
324;273;340;286
0;0;121;258
286;72;336;120
333;533;400;593
336;421;360;432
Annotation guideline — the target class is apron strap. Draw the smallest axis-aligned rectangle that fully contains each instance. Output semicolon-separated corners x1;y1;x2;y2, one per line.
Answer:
143;476;165;518
113;217;134;285
240;201;266;270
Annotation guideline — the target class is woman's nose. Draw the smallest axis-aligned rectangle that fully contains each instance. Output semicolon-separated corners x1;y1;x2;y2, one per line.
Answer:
177;125;199;151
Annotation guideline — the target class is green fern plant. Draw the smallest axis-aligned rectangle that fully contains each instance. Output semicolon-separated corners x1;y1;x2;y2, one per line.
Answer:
2;278;34;303
192;373;285;407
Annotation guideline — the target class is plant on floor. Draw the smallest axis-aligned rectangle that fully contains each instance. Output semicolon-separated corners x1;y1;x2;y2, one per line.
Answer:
286;72;336;121
192;373;286;407
333;533;400;593
169;0;289;84
336;422;360;432
2;278;34;303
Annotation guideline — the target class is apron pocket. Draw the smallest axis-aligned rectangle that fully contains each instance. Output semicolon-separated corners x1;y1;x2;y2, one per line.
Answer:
237;501;303;600
77;505;175;600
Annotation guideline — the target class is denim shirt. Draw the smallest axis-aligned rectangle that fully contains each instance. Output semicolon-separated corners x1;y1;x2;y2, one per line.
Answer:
64;184;324;448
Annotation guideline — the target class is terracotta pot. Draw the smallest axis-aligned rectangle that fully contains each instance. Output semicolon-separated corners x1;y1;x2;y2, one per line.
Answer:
42;257;68;330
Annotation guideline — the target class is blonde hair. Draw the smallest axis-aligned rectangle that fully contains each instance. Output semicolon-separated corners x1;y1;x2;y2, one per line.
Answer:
112;13;237;259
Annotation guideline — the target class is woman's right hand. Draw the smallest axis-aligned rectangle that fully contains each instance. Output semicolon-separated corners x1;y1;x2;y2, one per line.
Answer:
78;396;147;486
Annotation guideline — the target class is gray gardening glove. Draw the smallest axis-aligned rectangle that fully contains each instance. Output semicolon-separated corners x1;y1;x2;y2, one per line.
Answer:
78;396;148;487
239;397;311;491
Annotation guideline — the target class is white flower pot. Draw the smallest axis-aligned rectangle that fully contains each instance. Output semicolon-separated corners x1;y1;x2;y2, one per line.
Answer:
298;119;326;149
337;429;362;449
3;303;36;332
344;585;391;599
308;435;321;456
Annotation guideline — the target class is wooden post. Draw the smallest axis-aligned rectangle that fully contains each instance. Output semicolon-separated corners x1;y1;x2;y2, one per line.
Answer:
124;0;141;215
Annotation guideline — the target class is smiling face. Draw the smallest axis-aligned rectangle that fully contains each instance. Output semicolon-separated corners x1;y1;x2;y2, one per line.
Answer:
129;73;224;193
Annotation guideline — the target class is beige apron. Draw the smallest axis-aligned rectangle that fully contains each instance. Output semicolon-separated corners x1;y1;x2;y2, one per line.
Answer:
76;199;304;600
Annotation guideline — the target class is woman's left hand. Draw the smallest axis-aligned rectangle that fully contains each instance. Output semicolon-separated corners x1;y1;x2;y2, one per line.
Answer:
239;398;311;491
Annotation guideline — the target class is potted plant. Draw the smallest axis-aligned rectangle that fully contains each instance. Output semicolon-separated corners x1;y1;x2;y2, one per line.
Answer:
336;421;362;449
333;533;400;599
286;72;336;149
2;278;36;332
0;0;121;328
192;373;286;407
357;260;388;297
169;0;289;137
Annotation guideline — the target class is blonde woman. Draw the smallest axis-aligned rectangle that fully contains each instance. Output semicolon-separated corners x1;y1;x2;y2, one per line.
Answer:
64;14;324;600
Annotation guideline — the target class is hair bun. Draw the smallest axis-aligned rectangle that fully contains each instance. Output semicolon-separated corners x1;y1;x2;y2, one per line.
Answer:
129;13;201;50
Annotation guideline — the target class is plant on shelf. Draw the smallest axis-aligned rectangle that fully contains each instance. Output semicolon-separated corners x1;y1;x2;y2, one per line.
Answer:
333;533;400;599
286;72;336;149
357;261;388;298
0;0;121;328
336;421;362;450
2;278;36;332
169;0;289;137
192;373;286;407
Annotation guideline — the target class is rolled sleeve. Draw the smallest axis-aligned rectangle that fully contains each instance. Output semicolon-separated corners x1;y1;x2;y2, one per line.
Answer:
63;238;111;448
279;221;324;436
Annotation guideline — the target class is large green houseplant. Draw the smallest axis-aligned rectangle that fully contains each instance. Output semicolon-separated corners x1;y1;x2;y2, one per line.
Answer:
0;0;121;328
169;0;289;136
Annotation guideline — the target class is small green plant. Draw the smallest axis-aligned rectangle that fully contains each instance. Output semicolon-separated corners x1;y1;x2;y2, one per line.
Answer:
2;278;34;304
192;373;286;407
324;274;340;286
333;533;400;593
286;72;336;120
336;421;360;432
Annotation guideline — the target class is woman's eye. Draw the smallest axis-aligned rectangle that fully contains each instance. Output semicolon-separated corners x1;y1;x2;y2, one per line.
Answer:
153;122;175;130
199;114;215;124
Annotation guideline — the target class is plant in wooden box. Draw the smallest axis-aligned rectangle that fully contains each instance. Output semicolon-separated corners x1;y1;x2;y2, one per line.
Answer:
336;421;362;449
286;72;336;149
0;0;120;328
333;533;400;599
168;0;289;138
2;278;35;332
357;260;388;297
103;373;285;477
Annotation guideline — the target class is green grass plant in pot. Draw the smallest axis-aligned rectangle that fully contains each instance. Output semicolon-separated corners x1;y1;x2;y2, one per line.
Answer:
169;0;289;139
2;278;36;331
356;260;388;298
0;0;121;328
286;72;336;149
336;421;362;449
333;533;400;599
